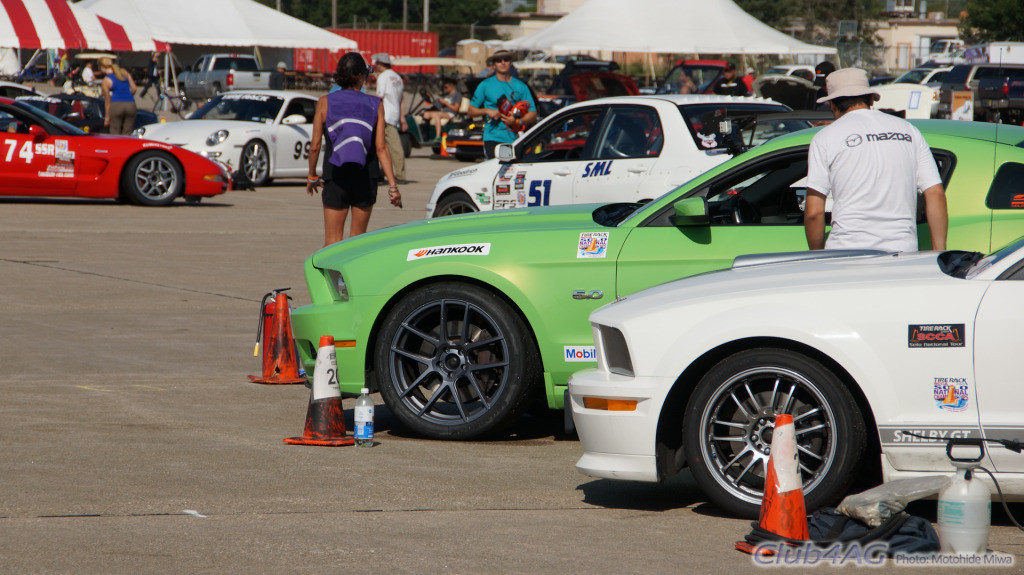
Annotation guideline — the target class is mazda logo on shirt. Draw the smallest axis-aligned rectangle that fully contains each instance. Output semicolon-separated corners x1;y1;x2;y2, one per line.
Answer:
845;134;863;147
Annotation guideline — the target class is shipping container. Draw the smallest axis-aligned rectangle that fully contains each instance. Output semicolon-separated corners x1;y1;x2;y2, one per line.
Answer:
294;29;438;74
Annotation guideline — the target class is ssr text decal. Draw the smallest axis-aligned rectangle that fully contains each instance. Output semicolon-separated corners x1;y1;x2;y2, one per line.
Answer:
908;324;965;348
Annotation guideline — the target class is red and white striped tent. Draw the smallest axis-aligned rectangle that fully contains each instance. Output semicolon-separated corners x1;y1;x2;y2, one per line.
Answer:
0;0;167;51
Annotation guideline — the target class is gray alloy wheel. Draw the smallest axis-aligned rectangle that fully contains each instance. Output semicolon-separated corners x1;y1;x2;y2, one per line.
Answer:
240;140;271;187
375;282;539;440
122;151;182;206
683;348;865;518
432;191;478;217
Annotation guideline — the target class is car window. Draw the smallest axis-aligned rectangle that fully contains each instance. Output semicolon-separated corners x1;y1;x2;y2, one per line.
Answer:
592;106;662;159
659;65;723;94
928;71;948;84
517;108;602;162
985;162;1024;210
894;69;929;84
704;154;810;226
677;103;804;151
792;69;814;82
190;94;284;123
283;99;316;123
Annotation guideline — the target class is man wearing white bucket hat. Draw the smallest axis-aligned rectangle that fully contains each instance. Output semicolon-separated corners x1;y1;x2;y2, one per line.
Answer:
804;68;947;253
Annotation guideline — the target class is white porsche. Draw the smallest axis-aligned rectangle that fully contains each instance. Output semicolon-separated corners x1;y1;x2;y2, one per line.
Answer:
425;95;815;218
133;90;319;186
568;238;1024;518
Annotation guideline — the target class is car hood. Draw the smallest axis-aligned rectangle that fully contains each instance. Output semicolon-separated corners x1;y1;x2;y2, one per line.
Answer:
312;203;611;269
598;251;950;318
137;119;268;143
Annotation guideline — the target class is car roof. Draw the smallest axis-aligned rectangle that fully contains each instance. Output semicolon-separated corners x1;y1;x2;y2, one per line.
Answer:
219;89;317;99
760;117;1024;151
559;94;786;110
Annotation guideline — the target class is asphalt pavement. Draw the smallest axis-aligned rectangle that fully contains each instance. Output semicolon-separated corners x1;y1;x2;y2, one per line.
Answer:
1;140;1022;573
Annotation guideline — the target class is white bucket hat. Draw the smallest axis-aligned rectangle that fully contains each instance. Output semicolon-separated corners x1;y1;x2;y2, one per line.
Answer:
816;68;880;104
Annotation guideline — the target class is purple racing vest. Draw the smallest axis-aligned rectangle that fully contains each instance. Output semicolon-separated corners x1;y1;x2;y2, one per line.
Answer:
325;89;379;167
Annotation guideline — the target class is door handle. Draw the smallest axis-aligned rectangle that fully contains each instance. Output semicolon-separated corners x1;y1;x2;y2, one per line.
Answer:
553;169;572;177
628;166;648;174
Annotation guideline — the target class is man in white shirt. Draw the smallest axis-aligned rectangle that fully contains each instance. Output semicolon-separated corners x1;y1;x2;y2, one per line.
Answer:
81;62;96;86
373;53;407;182
805;68;948;252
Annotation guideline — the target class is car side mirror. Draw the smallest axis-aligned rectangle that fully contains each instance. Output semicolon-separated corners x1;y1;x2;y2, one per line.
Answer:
671;197;709;227
496;143;515;163
282;114;307;125
29;124;47;141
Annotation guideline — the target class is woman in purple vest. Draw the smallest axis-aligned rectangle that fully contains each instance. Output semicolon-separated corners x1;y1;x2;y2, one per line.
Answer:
306;52;402;246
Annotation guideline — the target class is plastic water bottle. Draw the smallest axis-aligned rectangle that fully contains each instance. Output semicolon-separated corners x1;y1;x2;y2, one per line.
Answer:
938;465;991;554
354;388;374;447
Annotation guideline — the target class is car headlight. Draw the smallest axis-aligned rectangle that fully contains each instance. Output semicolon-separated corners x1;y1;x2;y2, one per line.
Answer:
448;128;466;137
206;129;229;146
596;324;633;377
132;127;145;138
325;269;349;302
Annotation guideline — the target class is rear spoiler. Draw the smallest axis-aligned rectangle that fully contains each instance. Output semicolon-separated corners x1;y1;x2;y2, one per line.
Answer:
732;250;891;269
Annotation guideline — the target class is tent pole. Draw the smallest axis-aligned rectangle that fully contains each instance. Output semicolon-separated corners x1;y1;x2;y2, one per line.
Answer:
254;46;262;69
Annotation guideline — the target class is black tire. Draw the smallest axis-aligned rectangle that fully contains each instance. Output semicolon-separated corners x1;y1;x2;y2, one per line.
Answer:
239;140;271;187
374;282;540;440
121;151;183;206
432;191;478;218
683;348;866;518
400;132;412;158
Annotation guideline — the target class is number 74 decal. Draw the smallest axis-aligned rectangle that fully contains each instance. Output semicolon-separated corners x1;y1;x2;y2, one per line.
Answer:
527;179;551;206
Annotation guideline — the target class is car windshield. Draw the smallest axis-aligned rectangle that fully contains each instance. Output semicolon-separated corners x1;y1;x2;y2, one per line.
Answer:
677;103;809;151
893;69;931;84
658;65;723;94
190;93;284;123
963;237;1024;279
8;100;88;135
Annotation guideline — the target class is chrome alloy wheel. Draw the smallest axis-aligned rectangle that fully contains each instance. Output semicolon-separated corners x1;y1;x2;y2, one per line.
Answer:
241;142;269;184
386;298;510;426
697;366;838;506
133;155;179;202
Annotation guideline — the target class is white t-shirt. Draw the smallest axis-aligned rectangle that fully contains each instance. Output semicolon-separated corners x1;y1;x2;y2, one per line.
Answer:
375;68;403;127
82;66;95;85
806;108;942;252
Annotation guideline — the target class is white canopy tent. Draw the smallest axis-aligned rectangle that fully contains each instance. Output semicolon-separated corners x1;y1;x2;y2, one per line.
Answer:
504;0;835;56
80;0;356;50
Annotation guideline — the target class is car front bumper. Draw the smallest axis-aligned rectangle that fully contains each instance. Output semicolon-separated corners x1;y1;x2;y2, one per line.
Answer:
568;368;676;483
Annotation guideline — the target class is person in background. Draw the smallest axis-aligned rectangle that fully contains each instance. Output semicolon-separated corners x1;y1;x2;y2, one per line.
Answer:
677;73;697;94
477;61;495;78
421;77;462;141
804;68;947;252
98;57;137;135
373;53;407;183
468;50;537;160
81;62;96;86
139;53;161;99
813;61;837;112
306;52;401;247
710;62;749;96
269;61;287;91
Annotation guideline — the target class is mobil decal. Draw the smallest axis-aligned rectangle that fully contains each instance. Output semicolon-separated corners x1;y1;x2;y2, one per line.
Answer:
577;232;609;258
933;377;969;412
908;324;965;348
581;160;613;177
564;346;597;362
407;243;491;261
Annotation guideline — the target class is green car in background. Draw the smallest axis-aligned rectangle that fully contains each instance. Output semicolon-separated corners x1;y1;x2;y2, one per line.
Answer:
291;120;1024;440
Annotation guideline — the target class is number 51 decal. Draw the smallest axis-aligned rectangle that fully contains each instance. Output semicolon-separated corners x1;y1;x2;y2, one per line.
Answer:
528;179;551;206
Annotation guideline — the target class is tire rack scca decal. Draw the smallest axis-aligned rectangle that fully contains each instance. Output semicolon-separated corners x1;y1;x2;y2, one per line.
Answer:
407;243;491;261
908;324;965;348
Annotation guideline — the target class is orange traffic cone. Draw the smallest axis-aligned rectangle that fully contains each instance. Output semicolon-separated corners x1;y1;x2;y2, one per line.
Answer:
735;413;809;554
284;336;355;446
249;290;307;385
439;132;450;158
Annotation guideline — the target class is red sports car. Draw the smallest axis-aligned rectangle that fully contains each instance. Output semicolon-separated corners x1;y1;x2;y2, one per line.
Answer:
0;97;228;206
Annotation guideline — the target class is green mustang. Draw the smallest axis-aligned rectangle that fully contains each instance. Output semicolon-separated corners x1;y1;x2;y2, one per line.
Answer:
291;120;1024;439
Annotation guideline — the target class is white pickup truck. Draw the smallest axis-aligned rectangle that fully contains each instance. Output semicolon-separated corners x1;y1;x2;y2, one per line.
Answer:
179;54;271;100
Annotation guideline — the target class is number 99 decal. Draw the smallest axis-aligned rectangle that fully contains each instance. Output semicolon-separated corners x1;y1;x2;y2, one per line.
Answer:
293;141;311;160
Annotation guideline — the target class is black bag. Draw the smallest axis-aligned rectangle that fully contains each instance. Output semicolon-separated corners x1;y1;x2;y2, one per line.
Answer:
741;507;940;555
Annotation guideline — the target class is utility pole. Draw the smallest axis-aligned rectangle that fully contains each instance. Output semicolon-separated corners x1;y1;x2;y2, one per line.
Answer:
276;0;281;10
332;0;337;29
403;0;408;30
423;0;429;32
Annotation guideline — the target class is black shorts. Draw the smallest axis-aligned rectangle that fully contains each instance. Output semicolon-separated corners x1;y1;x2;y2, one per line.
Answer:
321;161;377;210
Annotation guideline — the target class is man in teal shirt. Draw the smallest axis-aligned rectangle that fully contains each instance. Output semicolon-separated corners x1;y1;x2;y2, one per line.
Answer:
469;50;537;159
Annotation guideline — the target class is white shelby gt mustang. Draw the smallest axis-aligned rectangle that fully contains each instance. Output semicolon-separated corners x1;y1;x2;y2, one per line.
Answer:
568;238;1024;518
425;95;813;218
133;90;319;186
